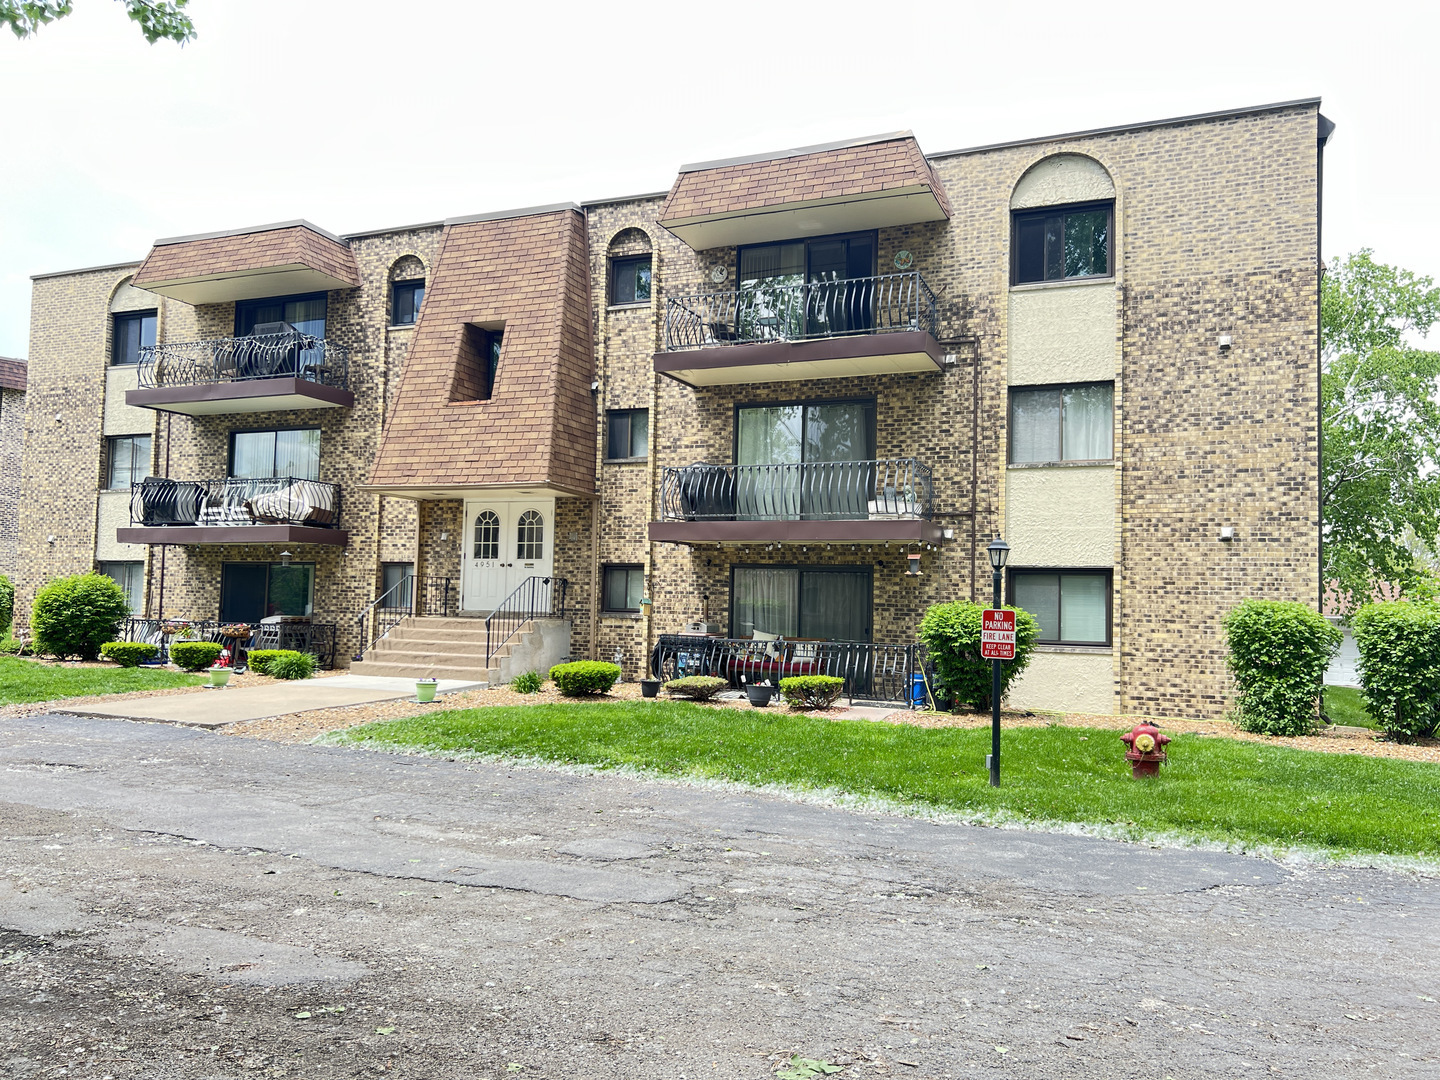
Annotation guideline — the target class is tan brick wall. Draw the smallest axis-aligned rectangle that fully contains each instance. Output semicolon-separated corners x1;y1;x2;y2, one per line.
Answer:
0;385;23;581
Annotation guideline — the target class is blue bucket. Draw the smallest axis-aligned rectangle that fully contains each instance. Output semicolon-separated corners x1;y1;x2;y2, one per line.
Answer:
909;672;927;708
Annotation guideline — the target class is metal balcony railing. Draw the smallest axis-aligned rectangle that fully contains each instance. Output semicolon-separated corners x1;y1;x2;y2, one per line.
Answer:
663;271;937;351
130;476;342;529
659;458;933;522
137;331;349;390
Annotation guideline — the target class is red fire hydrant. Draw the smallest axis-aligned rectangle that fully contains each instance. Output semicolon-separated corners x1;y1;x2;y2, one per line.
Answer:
1120;722;1170;778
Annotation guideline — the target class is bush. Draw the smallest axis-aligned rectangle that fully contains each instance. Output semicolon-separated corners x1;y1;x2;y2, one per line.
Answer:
663;675;728;701
168;641;224;672
245;649;287;675
266;651;317;680
30;572;130;661
0;573;13;634
1352;601;1440;737
512;670;543;694
917;602;1040;712
1223;600;1342;736
779;675;845;710
100;641;159;668
548;661;620;696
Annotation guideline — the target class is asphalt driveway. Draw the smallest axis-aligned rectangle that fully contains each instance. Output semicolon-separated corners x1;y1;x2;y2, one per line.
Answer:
0;713;1436;1078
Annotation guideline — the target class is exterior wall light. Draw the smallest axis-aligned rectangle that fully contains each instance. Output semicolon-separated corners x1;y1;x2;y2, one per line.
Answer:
279;550;292;565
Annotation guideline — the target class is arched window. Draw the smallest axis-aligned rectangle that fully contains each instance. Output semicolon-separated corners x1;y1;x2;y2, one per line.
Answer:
516;510;544;561
473;510;499;559
607;228;653;306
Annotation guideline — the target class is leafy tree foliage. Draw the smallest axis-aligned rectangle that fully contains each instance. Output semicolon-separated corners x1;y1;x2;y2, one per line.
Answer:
1322;250;1440;613
2;0;194;44
918;601;1039;711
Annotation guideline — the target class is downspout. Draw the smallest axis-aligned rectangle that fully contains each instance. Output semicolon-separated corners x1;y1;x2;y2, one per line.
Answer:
586;211;603;661
1316;113;1333;612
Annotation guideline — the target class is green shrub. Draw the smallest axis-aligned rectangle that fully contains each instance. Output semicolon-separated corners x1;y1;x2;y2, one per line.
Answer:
1223;600;1342;736
779;674;845;709
512;670;543;694
663;675;728;701
100;641;159;668
548;661;620;696
0;573;13;634
917;602;1039;712
266;651;317;681
30;572;130;661
1352;601;1440;737
245;649;287;675
168;641;224;672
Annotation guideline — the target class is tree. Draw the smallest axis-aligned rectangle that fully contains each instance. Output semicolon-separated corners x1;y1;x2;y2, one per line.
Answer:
2;0;194;44
1322;250;1440;614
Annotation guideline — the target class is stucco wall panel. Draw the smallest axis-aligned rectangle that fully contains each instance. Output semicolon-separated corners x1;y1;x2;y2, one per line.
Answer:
1007;282;1117;386
95;491;147;561
1008;649;1115;713
103;367;155;437
1010;154;1116;210
1005;466;1115;566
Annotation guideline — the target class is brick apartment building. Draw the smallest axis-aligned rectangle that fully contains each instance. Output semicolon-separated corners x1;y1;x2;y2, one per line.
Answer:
15;98;1332;716
0;357;24;582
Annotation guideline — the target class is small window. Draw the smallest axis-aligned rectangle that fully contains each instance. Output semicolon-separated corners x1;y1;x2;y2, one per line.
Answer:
381;562;414;609
605;409;649;460
106;435;151;490
111;310;157;365
610;256;652;306
230;428;320;480
1010;570;1111;646
1012;202;1112;284
392;279;425;326
1009;383;1112;463
602;565;645;613
98;561;144;613
516;509;544;561
473;510;500;559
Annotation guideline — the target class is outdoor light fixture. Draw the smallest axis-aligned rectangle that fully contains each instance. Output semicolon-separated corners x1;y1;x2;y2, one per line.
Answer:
987;537;1010;571
279;550;292;566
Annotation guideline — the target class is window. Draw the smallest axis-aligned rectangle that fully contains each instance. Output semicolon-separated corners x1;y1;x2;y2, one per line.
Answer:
738;232;875;338
1010;570;1111;646
219;562;315;623
610;256;651;306
106;434;151;489
391;279;425;326
98;561;143;613
605;409;648;460
735;399;875;518
111;310;157;365
381;562;414;609
235;294;327;338
516;509;544;561
730;566;872;642
1012;202;1112;284
473;510;499;559
230;428;320;480
602;565;645;613
1009;383;1112;463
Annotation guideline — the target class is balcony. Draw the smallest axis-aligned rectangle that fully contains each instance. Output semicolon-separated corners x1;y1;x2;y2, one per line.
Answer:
116;477;348;546
648;458;942;545
125;330;353;415
654;272;943;387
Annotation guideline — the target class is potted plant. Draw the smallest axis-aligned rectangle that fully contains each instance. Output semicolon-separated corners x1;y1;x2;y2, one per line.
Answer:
640;676;661;698
745;680;775;708
416;678;438;703
209;665;232;688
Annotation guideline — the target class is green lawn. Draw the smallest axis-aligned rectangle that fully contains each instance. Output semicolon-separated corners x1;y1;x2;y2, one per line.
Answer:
328;701;1440;860
0;655;205;706
1323;685;1378;729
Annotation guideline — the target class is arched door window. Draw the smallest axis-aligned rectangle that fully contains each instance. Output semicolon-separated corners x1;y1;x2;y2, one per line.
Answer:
473;511;500;559
516;510;544;561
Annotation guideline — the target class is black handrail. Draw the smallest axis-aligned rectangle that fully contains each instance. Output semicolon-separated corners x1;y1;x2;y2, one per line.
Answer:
352;575;456;660
484;576;569;665
137;331;349;390
130;476;342;529
664;271;937;351
659;458;933;522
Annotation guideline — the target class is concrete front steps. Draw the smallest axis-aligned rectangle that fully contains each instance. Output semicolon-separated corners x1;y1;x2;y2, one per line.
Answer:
349;615;570;686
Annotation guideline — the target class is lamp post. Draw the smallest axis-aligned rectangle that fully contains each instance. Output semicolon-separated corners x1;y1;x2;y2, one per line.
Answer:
986;536;1010;788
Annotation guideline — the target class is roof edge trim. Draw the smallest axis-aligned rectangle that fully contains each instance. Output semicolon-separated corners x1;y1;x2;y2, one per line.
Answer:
677;130;916;174
443;202;583;226
152;219;349;248
31;259;142;282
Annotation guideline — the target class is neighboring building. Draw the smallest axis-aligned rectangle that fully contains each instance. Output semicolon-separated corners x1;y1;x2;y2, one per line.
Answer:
16;98;1332;716
0;357;24;581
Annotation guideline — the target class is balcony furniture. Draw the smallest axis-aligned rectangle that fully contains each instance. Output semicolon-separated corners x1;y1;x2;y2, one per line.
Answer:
135;476;204;526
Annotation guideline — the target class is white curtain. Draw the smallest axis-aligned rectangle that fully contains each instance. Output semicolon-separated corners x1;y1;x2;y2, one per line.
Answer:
1062;384;1112;460
731;568;798;638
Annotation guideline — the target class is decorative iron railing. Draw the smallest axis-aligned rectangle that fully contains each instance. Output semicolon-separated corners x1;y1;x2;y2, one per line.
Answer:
137;331;349;390
130;477;342;530
352;575;457;660
118;617;337;670
649;634;929;706
485;576;568;665
664;271;937;351
660;458;933;522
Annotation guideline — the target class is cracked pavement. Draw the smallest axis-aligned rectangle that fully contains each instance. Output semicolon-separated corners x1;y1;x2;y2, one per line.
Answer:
1;713;1437;1078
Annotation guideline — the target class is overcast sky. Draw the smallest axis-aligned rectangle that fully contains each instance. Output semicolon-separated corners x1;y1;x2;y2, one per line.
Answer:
2;0;1436;360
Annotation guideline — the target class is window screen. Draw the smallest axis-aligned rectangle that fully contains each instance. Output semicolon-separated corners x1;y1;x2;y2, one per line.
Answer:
106;435;151;489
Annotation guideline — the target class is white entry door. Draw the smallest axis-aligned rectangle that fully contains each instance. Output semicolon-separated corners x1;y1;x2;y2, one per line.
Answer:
461;500;555;613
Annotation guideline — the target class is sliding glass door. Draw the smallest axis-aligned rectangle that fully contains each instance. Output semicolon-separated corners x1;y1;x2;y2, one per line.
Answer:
735;400;875;519
731;566;872;642
737;233;876;341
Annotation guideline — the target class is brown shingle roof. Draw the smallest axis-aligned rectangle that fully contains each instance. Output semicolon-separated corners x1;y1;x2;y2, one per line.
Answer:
368;209;596;496
0;357;25;392
132;222;360;289
658;132;952;224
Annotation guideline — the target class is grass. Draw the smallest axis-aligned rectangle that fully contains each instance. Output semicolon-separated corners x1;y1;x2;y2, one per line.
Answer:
1323;685;1378;729
328;700;1440;860
0;655;205;706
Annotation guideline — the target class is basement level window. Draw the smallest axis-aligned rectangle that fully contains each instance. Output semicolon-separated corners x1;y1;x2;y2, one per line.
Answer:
1012;201;1112;284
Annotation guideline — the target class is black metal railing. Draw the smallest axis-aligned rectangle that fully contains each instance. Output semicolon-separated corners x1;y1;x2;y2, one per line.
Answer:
352;575;457;660
664;271;937;351
118;617;337;670
137;331;349;390
660;458;933;522
649;634;928;706
485;576;568;665
130;477;342;530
